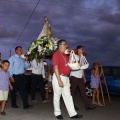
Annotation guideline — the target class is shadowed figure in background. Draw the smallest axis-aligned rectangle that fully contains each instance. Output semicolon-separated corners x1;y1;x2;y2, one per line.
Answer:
30;58;50;103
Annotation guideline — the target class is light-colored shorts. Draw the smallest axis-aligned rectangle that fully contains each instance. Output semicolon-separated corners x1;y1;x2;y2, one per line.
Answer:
0;90;9;101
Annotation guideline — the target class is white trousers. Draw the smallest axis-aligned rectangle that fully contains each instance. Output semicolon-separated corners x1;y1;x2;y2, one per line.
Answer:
52;73;77;117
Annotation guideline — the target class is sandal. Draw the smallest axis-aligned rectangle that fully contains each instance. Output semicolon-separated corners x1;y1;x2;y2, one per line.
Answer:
98;103;104;106
0;111;6;116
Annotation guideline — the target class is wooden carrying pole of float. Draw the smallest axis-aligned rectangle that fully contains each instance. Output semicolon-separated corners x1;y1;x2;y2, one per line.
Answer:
101;66;111;103
98;64;106;106
99;79;105;106
99;64;111;107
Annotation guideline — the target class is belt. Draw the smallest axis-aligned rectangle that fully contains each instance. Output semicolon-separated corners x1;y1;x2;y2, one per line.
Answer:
32;73;42;76
60;74;69;77
13;74;24;76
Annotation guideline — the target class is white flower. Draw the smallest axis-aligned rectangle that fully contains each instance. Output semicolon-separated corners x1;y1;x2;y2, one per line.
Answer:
54;45;58;50
44;47;46;50
44;37;47;39
38;45;43;52
54;40;58;44
27;48;32;55
31;42;35;47
49;45;53;50
27;51;31;55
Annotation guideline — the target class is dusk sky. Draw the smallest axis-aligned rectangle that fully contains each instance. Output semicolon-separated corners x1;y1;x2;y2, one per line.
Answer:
0;0;120;67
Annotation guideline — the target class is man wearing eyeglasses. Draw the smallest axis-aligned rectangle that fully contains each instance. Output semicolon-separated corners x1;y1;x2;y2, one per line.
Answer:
52;39;83;119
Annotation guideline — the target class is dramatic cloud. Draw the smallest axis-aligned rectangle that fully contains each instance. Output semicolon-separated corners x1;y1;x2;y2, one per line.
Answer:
0;0;120;66
0;25;18;38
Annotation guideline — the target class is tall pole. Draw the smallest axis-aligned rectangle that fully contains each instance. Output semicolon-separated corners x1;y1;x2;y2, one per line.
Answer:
0;53;1;68
102;66;111;103
0;52;1;60
9;50;11;58
99;80;105;106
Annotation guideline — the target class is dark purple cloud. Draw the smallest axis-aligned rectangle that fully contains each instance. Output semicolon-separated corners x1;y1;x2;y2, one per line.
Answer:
0;0;120;67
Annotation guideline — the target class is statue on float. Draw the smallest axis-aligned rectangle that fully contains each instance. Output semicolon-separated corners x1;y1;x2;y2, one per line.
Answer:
26;16;59;61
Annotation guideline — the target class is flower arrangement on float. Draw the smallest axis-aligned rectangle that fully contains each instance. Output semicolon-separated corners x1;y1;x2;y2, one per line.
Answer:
26;36;59;61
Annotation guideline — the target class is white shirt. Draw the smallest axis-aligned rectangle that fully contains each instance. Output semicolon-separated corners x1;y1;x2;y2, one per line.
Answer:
70;55;89;78
31;59;45;78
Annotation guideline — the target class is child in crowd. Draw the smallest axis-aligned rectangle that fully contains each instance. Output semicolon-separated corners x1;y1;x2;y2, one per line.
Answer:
90;62;103;106
48;70;53;90
43;61;50;85
45;69;53;99
0;60;13;116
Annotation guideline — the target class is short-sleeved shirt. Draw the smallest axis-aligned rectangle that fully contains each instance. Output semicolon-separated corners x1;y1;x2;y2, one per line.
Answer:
52;50;70;76
0;69;10;90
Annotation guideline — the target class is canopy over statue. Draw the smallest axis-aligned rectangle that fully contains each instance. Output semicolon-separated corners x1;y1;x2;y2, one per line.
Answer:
37;16;52;40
